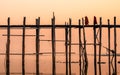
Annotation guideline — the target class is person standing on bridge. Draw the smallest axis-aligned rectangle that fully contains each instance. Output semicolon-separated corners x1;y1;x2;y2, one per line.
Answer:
93;16;97;25
85;16;89;25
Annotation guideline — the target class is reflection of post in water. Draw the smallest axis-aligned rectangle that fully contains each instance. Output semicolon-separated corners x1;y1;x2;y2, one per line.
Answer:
81;18;88;75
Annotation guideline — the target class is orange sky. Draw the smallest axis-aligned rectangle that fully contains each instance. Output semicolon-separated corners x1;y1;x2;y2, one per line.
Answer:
0;1;120;74
0;0;120;24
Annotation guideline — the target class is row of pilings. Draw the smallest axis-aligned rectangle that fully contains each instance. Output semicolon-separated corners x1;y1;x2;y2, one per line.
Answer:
0;16;118;75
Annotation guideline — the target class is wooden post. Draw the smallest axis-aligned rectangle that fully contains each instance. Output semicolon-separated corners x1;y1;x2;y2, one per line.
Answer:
6;17;10;75
78;19;81;75
98;17;102;75
65;22;68;75
81;18;85;75
82;19;88;75
69;18;72;75
82;18;84;26
108;19;111;75
22;17;26;75
51;13;56;75
83;23;87;63
93;18;97;75
36;17;40;75
114;16;117;75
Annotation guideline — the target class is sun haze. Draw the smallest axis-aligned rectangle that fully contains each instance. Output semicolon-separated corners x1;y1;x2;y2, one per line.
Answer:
0;0;120;24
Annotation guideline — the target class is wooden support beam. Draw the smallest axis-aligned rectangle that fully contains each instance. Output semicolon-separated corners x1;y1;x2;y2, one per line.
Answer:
93;18;97;75
69;18;72;75
108;19;111;75
82;18;88;75
114;17;117;75
1;24;120;29
0;52;75;55
81;18;84;75
22;17;26;75
36;17;40;75
98;17;102;75
83;22;87;61
6;17;10;75
67;43;100;45
78;19;81;75
65;22;68;75
2;34;44;36
51;13;56;75
40;40;65;42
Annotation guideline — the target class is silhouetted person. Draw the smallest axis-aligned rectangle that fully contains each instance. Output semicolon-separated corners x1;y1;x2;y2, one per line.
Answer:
94;16;97;25
85;16;89;25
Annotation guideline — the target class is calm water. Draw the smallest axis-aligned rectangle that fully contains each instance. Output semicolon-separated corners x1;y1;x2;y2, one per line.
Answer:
0;55;120;75
0;28;120;75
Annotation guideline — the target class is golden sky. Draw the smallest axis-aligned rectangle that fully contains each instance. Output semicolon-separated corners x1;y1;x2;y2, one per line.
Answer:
0;0;120;24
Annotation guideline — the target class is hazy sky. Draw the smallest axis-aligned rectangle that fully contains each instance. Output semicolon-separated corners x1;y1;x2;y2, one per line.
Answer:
0;0;120;24
1;1;120;74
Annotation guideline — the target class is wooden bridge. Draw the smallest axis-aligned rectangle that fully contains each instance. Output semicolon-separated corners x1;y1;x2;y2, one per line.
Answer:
0;15;119;75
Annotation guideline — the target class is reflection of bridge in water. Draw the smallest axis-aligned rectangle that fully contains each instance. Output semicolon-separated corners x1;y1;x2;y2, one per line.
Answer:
0;14;120;75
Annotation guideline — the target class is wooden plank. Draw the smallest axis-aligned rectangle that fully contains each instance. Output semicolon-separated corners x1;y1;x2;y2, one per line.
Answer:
6;17;10;75
1;25;120;29
67;43;99;45
0;52;76;55
0;72;76;75
22;17;26;75
40;40;65;42
2;34;44;36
